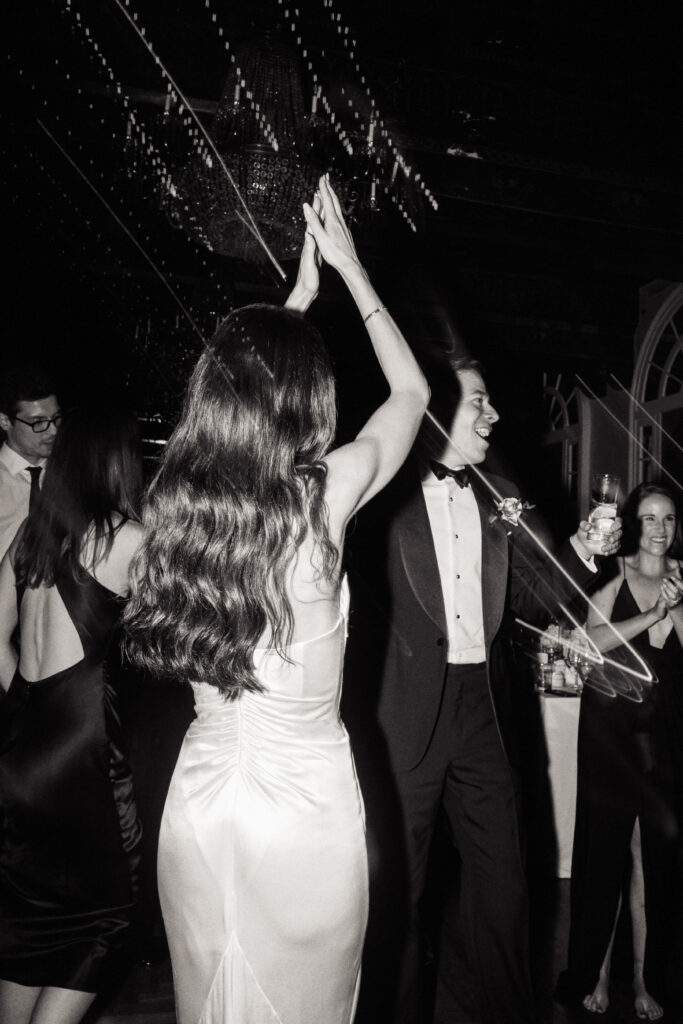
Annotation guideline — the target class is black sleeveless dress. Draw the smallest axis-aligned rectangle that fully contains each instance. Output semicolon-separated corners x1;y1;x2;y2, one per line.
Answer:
557;577;683;1006
0;568;141;991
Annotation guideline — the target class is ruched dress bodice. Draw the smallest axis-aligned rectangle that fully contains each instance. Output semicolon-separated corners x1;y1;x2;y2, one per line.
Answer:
158;588;368;1024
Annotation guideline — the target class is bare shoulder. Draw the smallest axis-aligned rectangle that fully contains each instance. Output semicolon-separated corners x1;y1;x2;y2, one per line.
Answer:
94;520;143;595
112;519;143;556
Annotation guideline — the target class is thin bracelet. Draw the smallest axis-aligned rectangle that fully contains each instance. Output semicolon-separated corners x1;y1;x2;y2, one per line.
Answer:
363;305;388;325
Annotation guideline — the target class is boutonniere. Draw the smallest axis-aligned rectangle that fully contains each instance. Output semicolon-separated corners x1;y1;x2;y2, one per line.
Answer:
489;497;535;533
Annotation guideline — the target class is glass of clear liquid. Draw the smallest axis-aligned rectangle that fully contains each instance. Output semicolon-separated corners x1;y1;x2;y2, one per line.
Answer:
587;473;620;541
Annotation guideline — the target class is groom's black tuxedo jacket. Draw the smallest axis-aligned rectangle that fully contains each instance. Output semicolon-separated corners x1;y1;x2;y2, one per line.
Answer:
344;458;598;771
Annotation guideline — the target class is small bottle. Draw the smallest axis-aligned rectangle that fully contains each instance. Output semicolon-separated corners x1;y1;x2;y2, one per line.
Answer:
535;630;554;692
551;658;566;691
539;628;556;664
548;619;564;659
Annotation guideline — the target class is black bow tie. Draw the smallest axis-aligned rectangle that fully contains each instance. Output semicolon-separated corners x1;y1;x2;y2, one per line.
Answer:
430;462;470;488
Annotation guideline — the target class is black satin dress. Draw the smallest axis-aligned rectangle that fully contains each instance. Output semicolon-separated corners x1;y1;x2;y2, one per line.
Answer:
0;569;141;992
558;578;683;1006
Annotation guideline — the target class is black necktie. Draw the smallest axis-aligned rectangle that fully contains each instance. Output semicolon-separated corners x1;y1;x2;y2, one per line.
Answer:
430;461;470;488
26;465;42;515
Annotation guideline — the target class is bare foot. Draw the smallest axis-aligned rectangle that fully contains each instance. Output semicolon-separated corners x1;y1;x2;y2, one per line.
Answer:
583;977;609;1014
634;984;663;1021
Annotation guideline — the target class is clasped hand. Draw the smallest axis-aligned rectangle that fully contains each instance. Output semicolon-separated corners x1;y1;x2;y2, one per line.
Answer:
660;573;683;609
285;175;361;313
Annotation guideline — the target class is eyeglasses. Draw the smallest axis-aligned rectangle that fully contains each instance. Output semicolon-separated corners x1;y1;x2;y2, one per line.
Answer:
13;413;62;434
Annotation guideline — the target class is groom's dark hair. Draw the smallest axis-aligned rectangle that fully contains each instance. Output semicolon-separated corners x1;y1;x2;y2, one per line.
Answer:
419;345;486;427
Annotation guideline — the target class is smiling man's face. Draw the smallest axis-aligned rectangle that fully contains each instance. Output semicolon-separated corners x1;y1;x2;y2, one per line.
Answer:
443;369;499;467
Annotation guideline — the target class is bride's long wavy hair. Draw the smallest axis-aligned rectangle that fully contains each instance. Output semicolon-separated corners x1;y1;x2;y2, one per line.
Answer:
123;304;338;696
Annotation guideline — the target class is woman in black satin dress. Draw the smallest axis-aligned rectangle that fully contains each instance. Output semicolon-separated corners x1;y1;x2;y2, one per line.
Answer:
0;406;143;1024
557;483;683;1021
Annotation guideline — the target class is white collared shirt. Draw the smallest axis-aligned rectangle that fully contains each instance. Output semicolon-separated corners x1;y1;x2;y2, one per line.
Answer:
0;442;46;562
422;467;486;664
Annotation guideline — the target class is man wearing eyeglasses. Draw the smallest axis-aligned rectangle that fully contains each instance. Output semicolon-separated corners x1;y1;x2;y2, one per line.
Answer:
0;368;61;562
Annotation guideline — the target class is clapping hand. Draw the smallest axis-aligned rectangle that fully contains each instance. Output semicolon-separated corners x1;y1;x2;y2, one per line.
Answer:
302;174;361;277
285;191;323;313
650;572;682;621
660;574;683;609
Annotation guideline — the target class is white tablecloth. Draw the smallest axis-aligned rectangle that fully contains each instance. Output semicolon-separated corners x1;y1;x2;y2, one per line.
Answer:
538;693;581;877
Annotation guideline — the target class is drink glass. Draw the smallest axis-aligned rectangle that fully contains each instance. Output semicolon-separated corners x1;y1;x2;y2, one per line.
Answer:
566;645;584;694
587;473;620;541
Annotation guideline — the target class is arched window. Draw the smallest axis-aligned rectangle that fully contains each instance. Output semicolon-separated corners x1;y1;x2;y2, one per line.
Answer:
542;372;584;506
630;282;683;493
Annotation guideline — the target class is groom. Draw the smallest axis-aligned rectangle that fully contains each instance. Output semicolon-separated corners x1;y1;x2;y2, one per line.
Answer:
344;353;620;1024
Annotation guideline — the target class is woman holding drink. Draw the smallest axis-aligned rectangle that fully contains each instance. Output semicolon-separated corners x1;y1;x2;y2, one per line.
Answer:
557;483;683;1020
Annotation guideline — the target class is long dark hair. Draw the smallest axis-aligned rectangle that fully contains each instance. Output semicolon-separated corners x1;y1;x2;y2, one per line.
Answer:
123;304;338;697
14;405;143;587
620;482;683;557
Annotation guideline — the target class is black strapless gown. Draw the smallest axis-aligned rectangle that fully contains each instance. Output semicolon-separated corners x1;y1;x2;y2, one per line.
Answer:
0;569;141;992
557;579;683;1006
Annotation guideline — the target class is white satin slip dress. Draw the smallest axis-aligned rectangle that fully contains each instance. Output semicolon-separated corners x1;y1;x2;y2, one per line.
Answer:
158;581;368;1024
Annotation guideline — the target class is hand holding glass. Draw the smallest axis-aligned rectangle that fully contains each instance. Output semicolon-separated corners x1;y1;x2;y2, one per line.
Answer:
587;473;620;541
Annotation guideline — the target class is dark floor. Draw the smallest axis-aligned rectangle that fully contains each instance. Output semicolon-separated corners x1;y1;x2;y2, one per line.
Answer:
89;674;673;1024
91;870;674;1024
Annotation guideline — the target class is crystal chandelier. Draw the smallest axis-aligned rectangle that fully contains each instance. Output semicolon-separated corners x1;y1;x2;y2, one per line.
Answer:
157;31;422;265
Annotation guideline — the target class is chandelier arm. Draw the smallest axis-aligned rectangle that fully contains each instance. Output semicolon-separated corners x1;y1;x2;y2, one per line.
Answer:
110;0;287;281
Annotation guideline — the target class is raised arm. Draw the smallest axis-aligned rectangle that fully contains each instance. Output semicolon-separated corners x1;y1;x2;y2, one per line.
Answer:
507;504;623;630
303;175;429;527
284;192;322;314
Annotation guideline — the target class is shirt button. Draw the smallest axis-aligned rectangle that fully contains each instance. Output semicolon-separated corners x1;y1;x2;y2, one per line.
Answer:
436;637;445;647
456;614;461;619
456;574;460;579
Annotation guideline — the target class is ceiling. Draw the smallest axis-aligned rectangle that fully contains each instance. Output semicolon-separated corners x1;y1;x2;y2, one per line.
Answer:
5;0;683;449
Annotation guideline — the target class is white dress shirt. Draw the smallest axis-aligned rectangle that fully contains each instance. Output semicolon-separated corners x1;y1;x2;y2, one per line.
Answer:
0;442;46;562
422;467;486;664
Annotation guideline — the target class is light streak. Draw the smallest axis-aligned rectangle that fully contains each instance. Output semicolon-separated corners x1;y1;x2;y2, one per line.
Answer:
609;373;683;461
423;407;656;694
513;618;604;667
110;0;287;281
38;120;205;346
576;375;683;493
513;616;655;700
36;121;254;419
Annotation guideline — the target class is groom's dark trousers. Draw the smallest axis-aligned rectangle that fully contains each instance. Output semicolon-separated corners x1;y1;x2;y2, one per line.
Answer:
344;459;599;1024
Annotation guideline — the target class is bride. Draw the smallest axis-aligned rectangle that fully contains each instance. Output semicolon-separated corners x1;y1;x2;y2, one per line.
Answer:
124;175;429;1024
